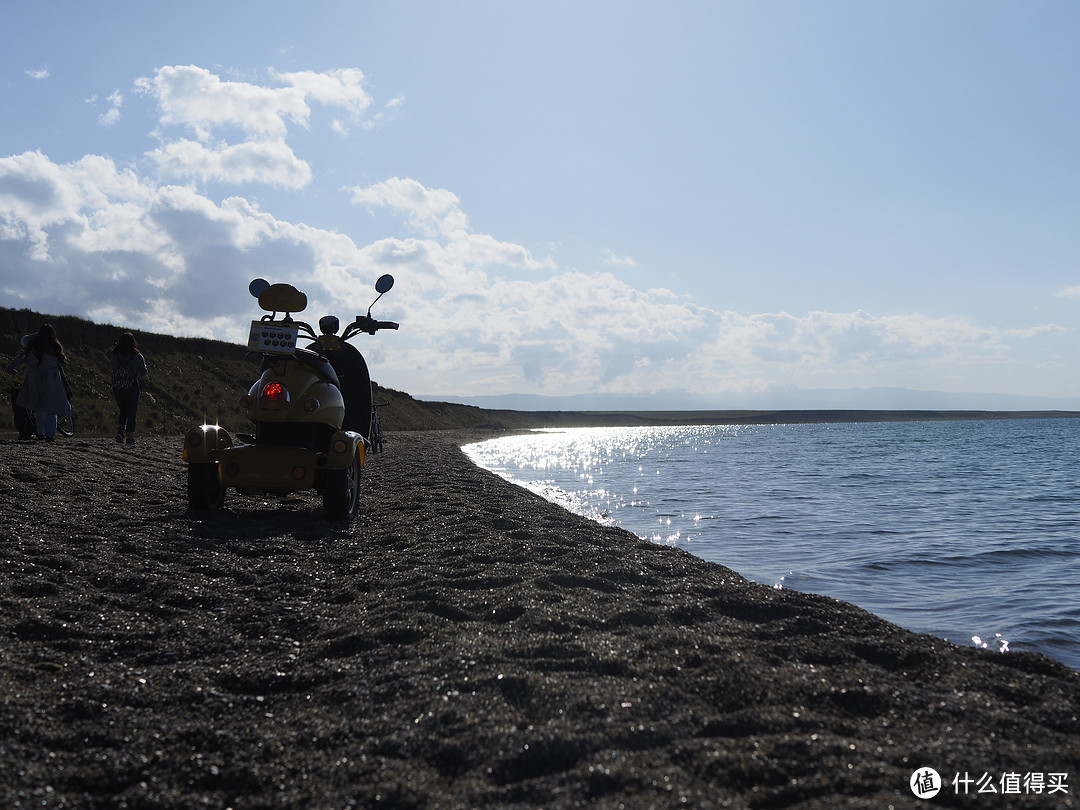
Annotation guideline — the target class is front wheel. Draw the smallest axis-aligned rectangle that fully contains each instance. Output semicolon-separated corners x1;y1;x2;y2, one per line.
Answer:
323;453;361;521
187;463;225;511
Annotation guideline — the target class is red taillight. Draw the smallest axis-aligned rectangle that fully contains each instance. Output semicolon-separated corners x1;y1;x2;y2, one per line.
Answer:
262;381;288;401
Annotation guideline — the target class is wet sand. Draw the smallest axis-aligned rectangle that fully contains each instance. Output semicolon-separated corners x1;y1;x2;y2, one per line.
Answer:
1;431;1078;808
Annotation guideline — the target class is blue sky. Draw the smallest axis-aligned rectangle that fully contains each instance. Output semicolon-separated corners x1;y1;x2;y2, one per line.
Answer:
3;2;1080;408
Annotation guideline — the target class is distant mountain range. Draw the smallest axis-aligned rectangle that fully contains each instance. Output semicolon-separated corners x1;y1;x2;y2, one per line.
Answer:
418;387;1080;413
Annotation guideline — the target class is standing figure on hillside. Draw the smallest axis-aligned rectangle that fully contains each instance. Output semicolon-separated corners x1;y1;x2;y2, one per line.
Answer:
109;332;148;444
5;334;36;440
16;325;73;442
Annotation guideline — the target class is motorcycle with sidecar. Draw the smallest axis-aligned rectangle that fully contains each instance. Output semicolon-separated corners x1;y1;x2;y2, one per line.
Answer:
182;274;398;521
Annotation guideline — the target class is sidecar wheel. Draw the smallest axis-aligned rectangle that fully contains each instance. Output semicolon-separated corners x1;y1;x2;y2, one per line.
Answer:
324;454;361;521
187;463;225;511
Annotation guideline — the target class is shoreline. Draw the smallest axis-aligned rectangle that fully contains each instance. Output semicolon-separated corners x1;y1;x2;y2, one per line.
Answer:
2;431;1078;807
461;423;1080;673
5;407;1080;445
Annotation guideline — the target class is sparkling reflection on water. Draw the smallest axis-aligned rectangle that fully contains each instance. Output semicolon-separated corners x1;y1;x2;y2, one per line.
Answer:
464;420;1080;670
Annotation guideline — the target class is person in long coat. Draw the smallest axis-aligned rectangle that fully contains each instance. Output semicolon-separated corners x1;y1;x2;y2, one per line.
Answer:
16;325;72;441
5;337;35;439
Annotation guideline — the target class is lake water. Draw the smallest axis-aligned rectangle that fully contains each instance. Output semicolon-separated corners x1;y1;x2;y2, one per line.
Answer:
464;418;1080;671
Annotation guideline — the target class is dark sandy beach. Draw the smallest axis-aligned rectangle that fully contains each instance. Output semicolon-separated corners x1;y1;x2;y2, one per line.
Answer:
2;431;1078;808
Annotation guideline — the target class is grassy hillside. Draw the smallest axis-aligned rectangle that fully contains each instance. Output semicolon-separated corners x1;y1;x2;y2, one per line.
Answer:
0;307;544;438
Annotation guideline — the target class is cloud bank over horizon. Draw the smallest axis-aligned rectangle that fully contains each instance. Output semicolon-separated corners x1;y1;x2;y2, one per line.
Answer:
1;63;1077;407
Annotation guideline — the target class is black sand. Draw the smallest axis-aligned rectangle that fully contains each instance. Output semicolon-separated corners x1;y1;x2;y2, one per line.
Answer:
1;432;1078;808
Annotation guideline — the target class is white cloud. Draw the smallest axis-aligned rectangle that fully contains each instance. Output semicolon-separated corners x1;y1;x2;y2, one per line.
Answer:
25;68;49;80
0;149;335;332
132;66;377;187
348;177;470;237
98;91;123;126
1005;323;1071;339
148;139;313;188
1054;285;1080;300
334;177;1055;397
2;143;1061;400
269;68;372;119
135;65;309;140
356;95;406;132
602;247;637;267
2;62;1075;404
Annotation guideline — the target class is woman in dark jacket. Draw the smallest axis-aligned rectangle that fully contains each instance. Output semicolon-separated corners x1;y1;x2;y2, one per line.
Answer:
109;332;148;444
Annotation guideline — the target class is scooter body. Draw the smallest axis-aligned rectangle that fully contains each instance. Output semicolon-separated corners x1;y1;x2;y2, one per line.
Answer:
183;275;397;521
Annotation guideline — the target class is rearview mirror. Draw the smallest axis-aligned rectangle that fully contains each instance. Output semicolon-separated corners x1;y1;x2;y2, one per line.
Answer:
249;278;271;298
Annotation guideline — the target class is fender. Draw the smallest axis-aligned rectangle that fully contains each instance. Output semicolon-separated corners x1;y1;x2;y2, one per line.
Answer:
183;424;234;463
323;430;365;470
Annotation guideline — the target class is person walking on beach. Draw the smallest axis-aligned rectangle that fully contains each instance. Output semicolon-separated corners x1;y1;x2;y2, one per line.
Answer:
5;336;36;440
16;325;73;442
109;332;148;444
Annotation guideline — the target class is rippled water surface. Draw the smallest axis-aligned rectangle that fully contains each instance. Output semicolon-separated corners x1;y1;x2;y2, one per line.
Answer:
465;419;1080;670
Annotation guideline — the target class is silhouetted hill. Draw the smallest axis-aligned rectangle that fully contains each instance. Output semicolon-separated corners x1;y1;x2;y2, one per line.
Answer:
0;308;543;438
4;307;1077;438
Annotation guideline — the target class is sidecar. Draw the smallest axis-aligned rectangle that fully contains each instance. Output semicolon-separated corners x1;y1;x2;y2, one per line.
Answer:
183;420;365;521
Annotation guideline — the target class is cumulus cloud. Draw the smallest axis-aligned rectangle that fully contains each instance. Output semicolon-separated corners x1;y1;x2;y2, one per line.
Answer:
0;61;1070;403
135;65;376;187
136;65;309;140
268;68;372;119
26;67;49;80
335;180;1053;396
0;140;1056;399
148;139;313;188
348;177;470;237
0;149;347;336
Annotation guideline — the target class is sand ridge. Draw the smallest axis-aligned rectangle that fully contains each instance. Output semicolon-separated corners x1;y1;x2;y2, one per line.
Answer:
1;432;1078;808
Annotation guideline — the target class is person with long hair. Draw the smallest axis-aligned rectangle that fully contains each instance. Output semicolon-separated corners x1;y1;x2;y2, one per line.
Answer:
16;324;72;441
109;332;148;444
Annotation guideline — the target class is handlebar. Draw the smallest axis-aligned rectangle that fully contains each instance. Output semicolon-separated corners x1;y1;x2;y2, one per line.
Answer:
344;315;399;337
255;313;397;357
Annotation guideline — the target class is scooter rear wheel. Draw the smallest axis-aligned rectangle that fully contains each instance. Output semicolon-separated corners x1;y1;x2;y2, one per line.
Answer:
323;454;361;521
187;463;226;511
